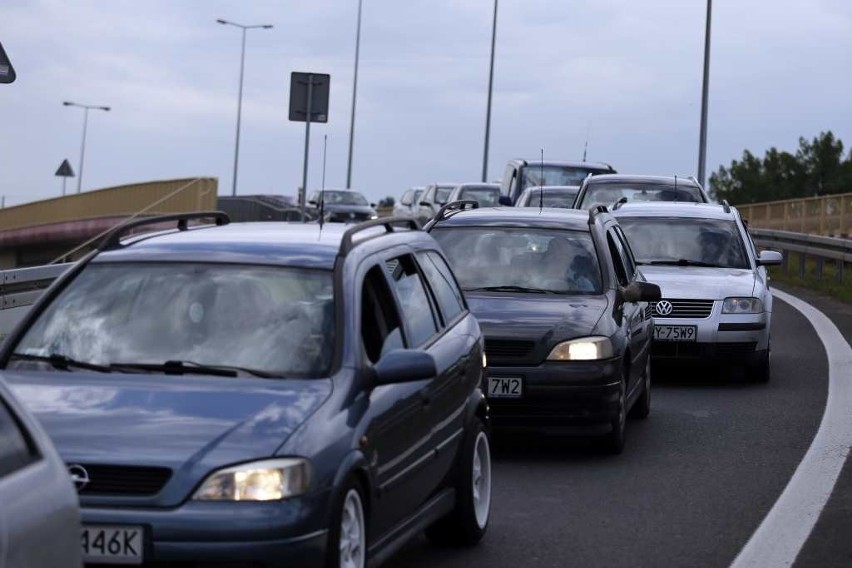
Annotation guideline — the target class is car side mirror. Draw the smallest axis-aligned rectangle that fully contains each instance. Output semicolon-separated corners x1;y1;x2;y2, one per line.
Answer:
757;250;783;266
308;200;317;206
498;195;513;206
370;203;377;208
419;200;430;207
373;349;437;385
621;281;662;303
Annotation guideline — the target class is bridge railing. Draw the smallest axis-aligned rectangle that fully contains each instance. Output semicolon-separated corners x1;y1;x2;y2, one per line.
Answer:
738;192;852;237
751;228;851;283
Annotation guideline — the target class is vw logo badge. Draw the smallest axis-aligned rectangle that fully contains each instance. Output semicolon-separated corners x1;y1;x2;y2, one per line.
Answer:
655;300;673;316
68;464;90;492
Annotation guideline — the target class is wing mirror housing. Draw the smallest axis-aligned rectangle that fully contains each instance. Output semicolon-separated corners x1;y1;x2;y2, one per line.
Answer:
373;349;437;386
621;281;662;303
757;250;783;266
498;195;513;206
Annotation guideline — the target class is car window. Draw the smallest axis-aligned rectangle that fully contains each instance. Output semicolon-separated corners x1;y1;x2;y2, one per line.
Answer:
617;217;750;269
400;190;412;206
431;227;602;294
385;255;439;347
607;232;630;286
9;263;336;378
613;227;637;280
361;265;405;363
459;186;500;207
578;183;704;209
417;251;465;324
521;166;601;189
0;396;37;478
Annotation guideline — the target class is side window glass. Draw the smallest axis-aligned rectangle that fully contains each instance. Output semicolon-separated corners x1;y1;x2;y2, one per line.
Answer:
0;397;36;478
606;232;629;287
614;227;637;280
361;266;404;364
417;251;465;325
386;255;439;347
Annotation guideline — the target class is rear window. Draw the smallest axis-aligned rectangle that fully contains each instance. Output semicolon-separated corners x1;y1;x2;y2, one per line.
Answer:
577;183;704;209
9;263;336;378
432;227;602;295
459;186;500;207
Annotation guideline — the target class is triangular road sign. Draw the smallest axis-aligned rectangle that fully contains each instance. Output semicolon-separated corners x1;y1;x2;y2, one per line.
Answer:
0;42;16;84
55;159;75;177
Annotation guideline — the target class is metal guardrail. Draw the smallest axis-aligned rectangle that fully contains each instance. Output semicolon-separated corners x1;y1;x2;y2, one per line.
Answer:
751;228;851;282
739;192;852;237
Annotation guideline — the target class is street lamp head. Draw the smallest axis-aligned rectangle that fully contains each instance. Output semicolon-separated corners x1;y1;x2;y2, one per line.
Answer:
100;106;111;112
262;25;273;29
63;101;74;106
216;19;228;25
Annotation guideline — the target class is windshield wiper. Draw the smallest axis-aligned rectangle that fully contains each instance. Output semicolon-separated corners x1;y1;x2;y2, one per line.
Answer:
466;285;557;294
109;360;275;378
644;259;722;268
9;352;113;373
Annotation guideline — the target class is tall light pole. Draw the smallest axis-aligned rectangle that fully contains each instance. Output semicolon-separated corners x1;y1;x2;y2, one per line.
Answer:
217;19;273;197
63;101;110;194
346;0;364;189
481;0;499;182
697;0;712;187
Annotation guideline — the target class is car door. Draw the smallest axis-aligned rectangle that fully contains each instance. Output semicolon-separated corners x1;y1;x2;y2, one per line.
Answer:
414;250;479;483
417;186;435;223
605;228;646;395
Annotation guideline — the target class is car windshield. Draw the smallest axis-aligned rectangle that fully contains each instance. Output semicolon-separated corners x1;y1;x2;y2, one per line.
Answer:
618;217;750;269
321;190;369;206
521;188;579;208
9;263;335;378
521;166;602;189
577;183;704;209
431;227;602;294
459;186;500;206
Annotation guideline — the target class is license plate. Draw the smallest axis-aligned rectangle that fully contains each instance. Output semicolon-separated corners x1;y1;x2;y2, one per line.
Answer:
488;377;523;398
654;325;697;342
82;525;144;565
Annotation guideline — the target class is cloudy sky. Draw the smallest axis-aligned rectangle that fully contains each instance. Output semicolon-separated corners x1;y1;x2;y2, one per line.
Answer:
1;0;851;205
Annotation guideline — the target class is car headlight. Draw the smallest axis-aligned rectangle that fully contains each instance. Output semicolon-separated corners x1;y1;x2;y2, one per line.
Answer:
547;337;614;361
369;214;379;220
193;458;311;501
722;297;763;314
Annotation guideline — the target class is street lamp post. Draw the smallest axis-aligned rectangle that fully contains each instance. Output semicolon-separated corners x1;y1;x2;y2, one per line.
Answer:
217;19;273;197
346;0;364;189
482;0;499;183
697;0;712;187
62;101;110;194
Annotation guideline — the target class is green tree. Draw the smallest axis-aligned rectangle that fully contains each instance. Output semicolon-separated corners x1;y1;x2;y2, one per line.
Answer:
709;131;852;204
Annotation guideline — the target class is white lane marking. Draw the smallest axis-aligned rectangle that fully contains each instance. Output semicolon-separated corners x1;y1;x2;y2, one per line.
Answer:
730;289;852;568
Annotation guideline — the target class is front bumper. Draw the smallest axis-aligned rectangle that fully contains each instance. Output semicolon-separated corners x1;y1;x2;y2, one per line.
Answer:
82;491;331;567
485;358;622;435
652;309;770;364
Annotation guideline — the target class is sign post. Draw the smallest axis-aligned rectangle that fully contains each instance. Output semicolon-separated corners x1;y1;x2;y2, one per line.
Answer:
289;72;330;220
54;159;75;196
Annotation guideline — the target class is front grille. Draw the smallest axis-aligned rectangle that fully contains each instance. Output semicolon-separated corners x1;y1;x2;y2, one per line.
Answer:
485;339;535;360
653;342;701;358
651;299;714;319
73;464;172;497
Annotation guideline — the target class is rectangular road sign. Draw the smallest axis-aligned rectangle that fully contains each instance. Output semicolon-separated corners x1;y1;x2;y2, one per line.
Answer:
289;72;330;123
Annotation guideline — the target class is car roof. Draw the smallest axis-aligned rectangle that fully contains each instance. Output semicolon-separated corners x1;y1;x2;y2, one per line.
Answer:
513;159;613;170
520;185;580;192
456;183;500;189
430;206;597;231
585;174;700;186
94;221;431;269
609;202;735;220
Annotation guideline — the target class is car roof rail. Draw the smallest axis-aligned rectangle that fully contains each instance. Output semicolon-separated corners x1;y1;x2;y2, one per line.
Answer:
97;211;230;251
433;200;480;223
338;216;420;257
611;196;629;210
588;205;609;225
687;175;702;187
721;199;731;214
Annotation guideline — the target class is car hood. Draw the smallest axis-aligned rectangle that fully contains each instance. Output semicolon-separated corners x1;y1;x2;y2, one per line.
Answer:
638;265;756;299
467;293;608;343
4;371;331;482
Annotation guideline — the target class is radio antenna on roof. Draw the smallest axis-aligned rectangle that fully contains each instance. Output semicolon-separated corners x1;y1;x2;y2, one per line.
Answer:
582;121;591;162
539;148;544;213
319;134;328;231
674;174;678;203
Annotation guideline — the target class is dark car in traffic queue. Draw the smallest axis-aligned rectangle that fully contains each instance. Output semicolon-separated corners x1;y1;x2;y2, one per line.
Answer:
307;189;379;223
0;212;492;567
425;203;661;453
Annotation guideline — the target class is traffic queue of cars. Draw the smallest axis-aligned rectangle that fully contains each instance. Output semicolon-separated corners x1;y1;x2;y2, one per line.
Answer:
0;157;783;567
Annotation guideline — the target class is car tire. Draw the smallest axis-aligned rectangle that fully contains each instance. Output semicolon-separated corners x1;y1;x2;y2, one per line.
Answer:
601;374;627;455
326;479;367;568
425;419;492;546
748;348;771;384
629;355;651;420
